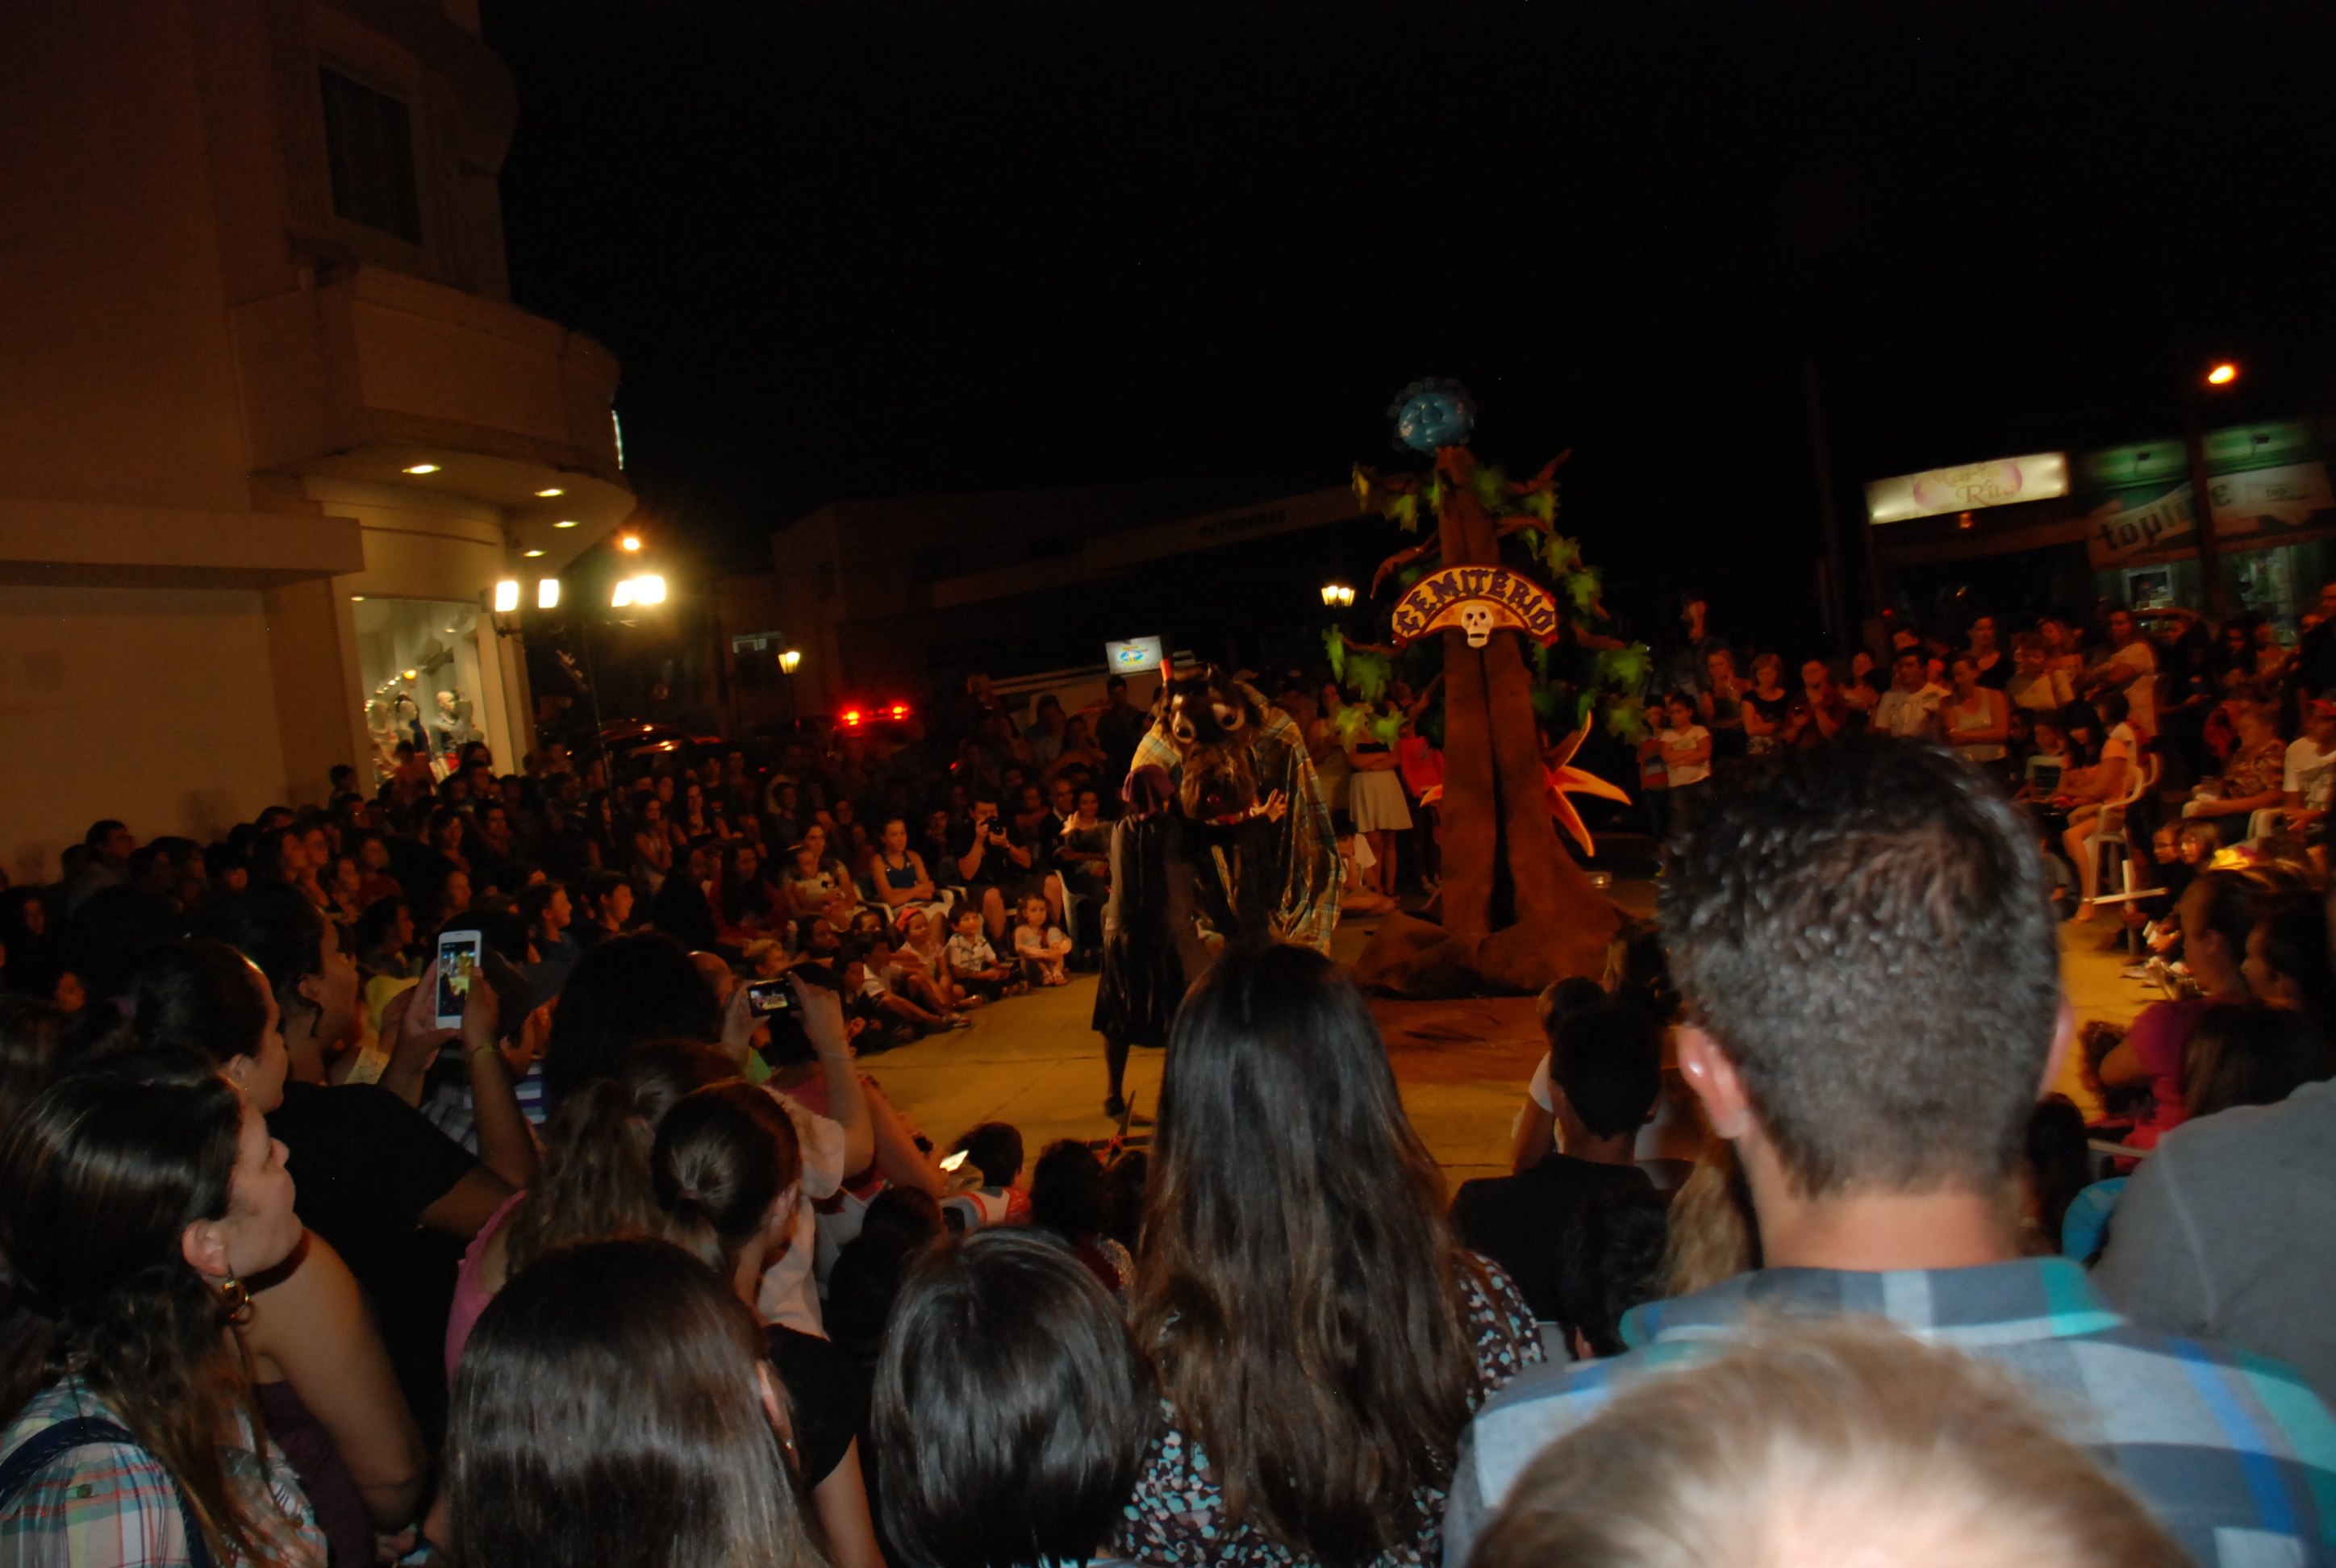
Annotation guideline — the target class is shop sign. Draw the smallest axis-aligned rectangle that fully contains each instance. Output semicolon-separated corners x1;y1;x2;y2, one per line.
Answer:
1389;565;1562;648
2210;461;2334;539
2080;461;2336;567
2084;484;2197;568
1866;452;2068;525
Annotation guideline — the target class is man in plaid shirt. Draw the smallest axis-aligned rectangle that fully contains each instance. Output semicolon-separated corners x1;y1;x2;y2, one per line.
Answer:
1445;738;2336;1568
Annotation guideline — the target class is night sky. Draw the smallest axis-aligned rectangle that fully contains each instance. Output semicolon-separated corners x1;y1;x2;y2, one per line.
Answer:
482;0;2336;647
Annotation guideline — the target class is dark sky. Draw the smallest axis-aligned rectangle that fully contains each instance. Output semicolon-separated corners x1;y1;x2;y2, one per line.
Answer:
482;0;2336;640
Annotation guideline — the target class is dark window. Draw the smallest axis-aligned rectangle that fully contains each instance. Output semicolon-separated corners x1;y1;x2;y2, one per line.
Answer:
909;545;965;584
319;69;421;243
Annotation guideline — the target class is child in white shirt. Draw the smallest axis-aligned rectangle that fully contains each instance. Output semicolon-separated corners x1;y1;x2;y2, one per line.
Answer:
945;906;1021;999
1012;895;1072;986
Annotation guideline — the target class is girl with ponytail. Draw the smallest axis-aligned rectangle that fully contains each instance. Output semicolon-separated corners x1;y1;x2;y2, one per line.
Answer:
649;1082;881;1568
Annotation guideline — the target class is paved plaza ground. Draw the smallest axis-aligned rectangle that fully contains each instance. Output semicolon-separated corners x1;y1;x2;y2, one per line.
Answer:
866;843;2156;1186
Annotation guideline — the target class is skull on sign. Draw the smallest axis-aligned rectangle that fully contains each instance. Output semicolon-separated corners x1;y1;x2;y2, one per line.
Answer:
1458;603;1495;648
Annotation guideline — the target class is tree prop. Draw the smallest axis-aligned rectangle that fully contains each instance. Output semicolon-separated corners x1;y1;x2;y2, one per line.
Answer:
1344;380;1641;993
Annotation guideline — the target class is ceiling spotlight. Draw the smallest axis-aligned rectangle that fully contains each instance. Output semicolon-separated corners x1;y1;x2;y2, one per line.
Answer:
403;462;440;474
350;594;366;602
535;486;565;498
619;533;643;552
523;548;545;558
554;519;578;529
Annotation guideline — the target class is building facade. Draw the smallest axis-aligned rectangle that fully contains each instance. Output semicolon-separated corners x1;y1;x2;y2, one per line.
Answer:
0;0;629;881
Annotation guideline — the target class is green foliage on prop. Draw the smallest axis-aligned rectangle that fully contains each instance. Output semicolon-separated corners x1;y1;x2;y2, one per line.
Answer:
1345;438;1648;761
1344;648;1391;703
1470;465;1510;512
1594;643;1650;694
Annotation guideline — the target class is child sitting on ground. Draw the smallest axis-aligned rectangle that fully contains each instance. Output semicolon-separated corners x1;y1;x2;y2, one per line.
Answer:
892;906;971;1013
941;1121;1032;1232
1012;895;1073;986
945;905;1023;999
874;934;962;1028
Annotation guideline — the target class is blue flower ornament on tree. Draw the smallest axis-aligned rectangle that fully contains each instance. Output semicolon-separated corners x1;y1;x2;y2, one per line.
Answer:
1389;377;1476;453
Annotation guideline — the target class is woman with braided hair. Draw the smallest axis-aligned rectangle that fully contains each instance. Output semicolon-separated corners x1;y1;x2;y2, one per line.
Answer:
0;1057;325;1565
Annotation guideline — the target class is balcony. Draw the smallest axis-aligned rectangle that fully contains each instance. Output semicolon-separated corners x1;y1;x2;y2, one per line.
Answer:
232;264;632;557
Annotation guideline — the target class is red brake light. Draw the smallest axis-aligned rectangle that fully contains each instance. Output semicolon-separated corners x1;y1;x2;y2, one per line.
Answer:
888;702;910;719
840;707;864;728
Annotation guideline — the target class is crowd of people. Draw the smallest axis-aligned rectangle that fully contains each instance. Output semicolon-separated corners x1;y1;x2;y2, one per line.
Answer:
2;598;2336;1566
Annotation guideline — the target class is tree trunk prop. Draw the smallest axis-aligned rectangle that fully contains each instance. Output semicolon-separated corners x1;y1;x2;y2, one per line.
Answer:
1349;415;1629;998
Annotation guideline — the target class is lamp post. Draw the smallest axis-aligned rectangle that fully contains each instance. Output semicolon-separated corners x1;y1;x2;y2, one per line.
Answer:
1320;582;1355;607
778;647;803;720
2186;359;2240;617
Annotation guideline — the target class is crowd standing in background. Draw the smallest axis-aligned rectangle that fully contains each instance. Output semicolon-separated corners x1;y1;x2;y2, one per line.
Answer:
2;592;2336;1566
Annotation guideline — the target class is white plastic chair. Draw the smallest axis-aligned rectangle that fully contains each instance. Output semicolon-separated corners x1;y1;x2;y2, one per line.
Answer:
2087;753;2164;924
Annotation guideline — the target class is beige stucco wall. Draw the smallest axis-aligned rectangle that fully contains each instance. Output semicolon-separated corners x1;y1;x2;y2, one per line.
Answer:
0;585;292;883
0;0;254;513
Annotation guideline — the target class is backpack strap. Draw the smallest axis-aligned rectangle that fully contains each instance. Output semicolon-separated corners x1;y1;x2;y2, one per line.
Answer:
0;1414;216;1568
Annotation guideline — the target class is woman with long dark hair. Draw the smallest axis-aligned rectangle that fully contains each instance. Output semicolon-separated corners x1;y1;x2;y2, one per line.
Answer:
444;1238;822;1568
0;1060;325;1565
1124;941;1541;1567
95;940;429;1561
2242;889;2336;1048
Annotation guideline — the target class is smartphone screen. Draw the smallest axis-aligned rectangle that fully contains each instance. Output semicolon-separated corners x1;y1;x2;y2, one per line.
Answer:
745;978;795;1017
435;930;483;1028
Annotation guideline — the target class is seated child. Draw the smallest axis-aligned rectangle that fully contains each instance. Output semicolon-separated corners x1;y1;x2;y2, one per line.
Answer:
838;942;928;1049
941;1121;1032;1232
945;905;1023;999
868;930;967;1030
2017;716;2070;802
893;906;969;1011
1012;894;1073;986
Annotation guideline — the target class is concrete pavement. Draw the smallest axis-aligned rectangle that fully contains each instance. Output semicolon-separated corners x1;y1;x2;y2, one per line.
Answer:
861;876;2157;1187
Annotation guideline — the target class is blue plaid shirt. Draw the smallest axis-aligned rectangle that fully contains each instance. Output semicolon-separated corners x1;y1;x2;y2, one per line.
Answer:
1445;1257;2336;1568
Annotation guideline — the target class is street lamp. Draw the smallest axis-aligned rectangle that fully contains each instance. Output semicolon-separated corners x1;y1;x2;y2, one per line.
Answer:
2206;361;2238;386
1320;582;1355;607
778;648;802;674
619;533;643;552
611;573;668;608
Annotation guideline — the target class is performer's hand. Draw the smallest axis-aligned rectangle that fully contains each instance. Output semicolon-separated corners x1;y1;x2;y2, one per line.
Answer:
1253;790;1289;823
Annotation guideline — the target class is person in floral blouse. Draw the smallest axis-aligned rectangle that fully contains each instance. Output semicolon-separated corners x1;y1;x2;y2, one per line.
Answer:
2183;699;2288;831
1120;942;1541;1567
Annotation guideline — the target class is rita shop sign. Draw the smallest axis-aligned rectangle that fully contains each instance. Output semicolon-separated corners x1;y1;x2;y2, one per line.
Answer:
1390;566;1563;648
1864;452;2070;526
